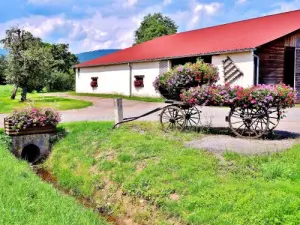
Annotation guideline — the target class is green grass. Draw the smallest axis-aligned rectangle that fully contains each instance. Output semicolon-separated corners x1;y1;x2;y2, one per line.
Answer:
0;131;107;225
0;85;92;114
45;122;300;224
70;91;164;103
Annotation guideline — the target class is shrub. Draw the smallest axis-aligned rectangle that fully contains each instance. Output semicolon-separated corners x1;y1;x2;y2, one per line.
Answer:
47;70;75;92
180;83;296;110
153;60;219;100
6;107;61;131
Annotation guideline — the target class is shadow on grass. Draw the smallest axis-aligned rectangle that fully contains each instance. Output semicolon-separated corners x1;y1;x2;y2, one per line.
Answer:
185;126;300;140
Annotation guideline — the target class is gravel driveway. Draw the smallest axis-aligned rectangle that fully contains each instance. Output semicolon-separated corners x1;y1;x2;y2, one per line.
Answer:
1;94;300;135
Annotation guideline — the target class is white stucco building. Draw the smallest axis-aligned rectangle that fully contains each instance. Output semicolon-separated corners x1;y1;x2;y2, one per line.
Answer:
76;10;300;100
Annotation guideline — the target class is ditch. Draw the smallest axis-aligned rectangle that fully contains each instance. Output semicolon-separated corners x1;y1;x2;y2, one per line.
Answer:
33;166;123;225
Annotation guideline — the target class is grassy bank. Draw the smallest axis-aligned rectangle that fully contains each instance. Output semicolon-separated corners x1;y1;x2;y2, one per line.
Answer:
70;92;164;103
45;122;300;224
0;131;106;225
0;85;92;114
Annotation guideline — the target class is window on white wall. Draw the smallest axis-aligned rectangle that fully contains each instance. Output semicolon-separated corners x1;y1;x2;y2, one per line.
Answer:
134;75;144;88
159;61;168;74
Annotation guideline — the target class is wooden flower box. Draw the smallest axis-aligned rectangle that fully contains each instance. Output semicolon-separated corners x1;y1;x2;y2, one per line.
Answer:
4;118;57;136
134;80;144;87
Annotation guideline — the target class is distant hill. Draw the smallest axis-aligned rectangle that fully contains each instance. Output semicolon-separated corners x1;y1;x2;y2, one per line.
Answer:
0;48;121;62
76;49;120;63
0;49;7;56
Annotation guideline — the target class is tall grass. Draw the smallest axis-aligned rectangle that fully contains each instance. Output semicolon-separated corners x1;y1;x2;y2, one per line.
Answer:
0;131;107;225
46;122;300;224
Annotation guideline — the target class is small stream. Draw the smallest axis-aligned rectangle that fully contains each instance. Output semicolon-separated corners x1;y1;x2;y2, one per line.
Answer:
33;167;122;225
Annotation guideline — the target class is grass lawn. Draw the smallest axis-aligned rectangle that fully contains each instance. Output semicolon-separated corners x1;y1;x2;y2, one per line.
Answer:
0;85;92;114
45;122;300;224
0;131;107;225
70;91;164;103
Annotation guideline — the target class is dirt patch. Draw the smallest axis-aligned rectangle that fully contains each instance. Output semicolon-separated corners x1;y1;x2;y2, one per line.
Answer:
35;166;182;225
93;176;182;225
33;167;119;224
95;151;115;161
169;193;180;201
185;135;299;155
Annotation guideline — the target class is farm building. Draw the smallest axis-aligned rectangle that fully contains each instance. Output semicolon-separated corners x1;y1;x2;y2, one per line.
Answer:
76;10;300;99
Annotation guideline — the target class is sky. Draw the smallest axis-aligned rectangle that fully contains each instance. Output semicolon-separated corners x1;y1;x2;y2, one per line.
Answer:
0;0;299;53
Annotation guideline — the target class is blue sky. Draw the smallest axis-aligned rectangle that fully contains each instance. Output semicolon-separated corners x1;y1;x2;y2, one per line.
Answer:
0;0;299;53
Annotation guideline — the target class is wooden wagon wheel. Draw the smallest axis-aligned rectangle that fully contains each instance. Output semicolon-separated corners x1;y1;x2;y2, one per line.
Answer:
181;106;201;129
267;107;280;131
160;105;186;132
228;107;269;139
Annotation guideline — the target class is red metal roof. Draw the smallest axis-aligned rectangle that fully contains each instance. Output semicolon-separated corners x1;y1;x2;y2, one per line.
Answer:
77;10;300;68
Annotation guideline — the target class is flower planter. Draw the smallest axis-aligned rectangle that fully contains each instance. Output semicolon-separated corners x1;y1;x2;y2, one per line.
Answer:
90;77;98;88
134;80;144;88
4;118;57;136
154;60;219;101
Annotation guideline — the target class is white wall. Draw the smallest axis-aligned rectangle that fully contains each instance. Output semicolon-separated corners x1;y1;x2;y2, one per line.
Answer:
212;51;255;87
76;61;165;97
131;61;161;97
76;64;130;95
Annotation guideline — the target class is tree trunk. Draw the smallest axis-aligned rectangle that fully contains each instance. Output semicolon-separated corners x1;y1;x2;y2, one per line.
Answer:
21;87;27;102
11;86;18;99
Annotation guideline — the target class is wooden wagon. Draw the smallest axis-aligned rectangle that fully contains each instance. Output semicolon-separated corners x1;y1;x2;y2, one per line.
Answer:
113;89;282;139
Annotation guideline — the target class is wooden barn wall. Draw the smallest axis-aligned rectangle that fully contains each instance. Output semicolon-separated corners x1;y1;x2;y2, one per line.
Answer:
296;49;300;99
257;29;300;85
284;29;300;47
257;38;285;84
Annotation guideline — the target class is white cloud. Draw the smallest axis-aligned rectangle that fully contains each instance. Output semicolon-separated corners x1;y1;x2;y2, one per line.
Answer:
163;0;172;5
0;12;143;53
189;1;222;29
123;0;139;8
1;0;223;53
267;0;300;15
236;0;247;4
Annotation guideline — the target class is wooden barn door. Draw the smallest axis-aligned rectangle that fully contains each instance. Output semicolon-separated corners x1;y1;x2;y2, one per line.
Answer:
284;47;295;88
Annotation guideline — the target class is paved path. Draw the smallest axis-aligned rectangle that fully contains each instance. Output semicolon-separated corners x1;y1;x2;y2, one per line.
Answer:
1;94;300;135
185;135;298;155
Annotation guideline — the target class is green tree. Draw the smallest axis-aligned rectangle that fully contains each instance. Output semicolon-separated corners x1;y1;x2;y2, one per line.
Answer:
0;56;7;85
45;43;78;92
134;13;178;44
1;27;53;101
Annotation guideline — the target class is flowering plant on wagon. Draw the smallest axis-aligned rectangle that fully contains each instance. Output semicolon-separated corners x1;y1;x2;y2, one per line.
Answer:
6;107;61;131
153;59;219;100
180;83;296;110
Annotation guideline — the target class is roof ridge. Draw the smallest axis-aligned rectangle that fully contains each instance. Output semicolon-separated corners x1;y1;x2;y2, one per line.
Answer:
128;9;300;45
176;9;300;35
76;9;300;68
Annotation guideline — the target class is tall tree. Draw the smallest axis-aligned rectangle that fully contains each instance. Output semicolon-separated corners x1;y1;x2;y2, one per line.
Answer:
49;43;79;73
134;13;178;44
1;27;53;101
43;43;79;92
0;56;7;85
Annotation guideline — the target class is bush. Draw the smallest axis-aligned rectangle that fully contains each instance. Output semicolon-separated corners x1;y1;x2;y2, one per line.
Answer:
180;83;296;109
153;60;219;100
47;70;75;92
6;107;61;131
